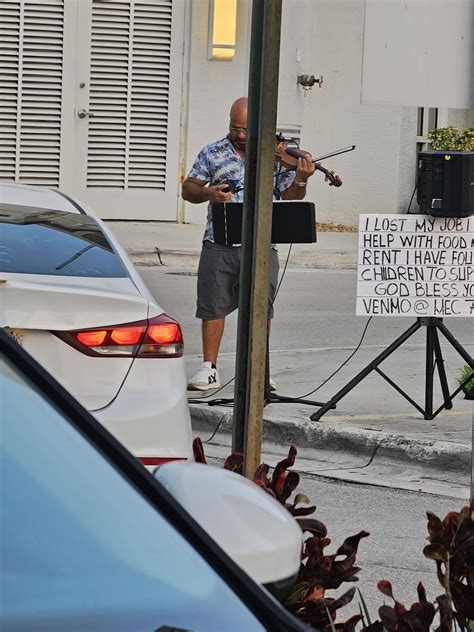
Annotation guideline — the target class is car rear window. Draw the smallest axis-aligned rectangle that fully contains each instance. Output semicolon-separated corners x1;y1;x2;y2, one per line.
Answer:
0;205;128;278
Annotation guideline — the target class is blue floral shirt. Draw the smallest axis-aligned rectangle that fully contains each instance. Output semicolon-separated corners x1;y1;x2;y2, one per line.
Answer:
187;136;295;243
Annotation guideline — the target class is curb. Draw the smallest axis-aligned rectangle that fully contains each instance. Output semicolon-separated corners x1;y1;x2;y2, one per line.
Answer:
128;248;358;269
190;405;471;473
128;249;200;268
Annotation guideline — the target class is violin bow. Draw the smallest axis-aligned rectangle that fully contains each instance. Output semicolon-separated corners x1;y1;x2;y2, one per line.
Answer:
313;145;356;163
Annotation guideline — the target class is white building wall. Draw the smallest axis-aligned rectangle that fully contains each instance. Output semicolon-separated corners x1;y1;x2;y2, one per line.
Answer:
182;0;251;227
442;109;474;128
182;0;473;228
308;0;412;225
396;107;419;214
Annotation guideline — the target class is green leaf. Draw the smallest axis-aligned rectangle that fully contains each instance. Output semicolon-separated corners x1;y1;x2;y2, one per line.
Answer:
423;543;449;562
293;492;311;506
325;606;337;632
427;126;474;151
284;581;310;606
358;587;372;626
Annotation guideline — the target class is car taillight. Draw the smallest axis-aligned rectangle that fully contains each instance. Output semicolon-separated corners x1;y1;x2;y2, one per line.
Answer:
53;314;183;358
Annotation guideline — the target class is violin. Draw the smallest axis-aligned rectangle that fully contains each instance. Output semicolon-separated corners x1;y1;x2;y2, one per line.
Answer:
275;140;356;188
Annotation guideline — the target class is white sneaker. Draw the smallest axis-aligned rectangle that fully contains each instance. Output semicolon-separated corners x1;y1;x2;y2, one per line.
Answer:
269;377;277;392
188;362;221;391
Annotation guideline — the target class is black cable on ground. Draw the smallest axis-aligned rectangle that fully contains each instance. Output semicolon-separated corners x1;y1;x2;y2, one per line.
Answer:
187;375;235;403
272;243;292;306
202;411;232;443
187;240;293;405
188;240;373;409
298;438;385;475
293;316;373;400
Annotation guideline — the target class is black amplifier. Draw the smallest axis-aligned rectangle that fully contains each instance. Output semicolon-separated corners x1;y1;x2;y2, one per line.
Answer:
417;150;474;218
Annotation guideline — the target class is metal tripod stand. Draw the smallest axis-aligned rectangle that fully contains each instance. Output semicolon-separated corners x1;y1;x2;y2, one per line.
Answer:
310;317;473;422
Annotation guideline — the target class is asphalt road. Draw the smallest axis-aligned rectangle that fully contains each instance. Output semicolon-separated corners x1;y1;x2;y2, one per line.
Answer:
296;474;461;621
139;266;472;358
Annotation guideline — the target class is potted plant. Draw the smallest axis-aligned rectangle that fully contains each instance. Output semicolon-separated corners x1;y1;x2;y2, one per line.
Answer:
427;126;474;150
457;364;474;400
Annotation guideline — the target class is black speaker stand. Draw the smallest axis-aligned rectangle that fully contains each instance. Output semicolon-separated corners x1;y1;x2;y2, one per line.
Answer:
192;335;333;411
310;317;473;422
193;200;329;410
204;390;329;410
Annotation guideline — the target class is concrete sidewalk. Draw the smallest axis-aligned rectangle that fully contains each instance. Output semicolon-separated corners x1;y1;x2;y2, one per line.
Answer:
106;220;473;499
106;220;359;269
189;346;473;500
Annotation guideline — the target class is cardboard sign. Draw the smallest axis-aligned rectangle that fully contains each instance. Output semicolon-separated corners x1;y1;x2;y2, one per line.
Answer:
357;214;474;317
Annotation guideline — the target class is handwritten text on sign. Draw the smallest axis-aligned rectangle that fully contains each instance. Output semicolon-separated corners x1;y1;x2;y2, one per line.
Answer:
357;214;474;317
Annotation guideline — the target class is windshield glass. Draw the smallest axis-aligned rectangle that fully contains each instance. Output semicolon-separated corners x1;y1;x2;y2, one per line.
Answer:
0;205;127;277
0;355;265;632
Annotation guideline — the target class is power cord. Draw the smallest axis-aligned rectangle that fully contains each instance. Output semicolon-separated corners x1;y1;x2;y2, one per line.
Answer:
187;239;293;404
187;153;368;413
272;243;292;305
188;375;235;402
188;149;401;440
191;318;373;408
293;316;373;400
406;171;421;214
188;257;373;419
189;302;374;452
202;411;233;443
289;438;385;476
203;437;386;473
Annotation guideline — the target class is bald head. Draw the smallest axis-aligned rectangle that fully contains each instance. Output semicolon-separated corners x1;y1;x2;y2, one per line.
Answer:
228;97;248;150
230;97;248;121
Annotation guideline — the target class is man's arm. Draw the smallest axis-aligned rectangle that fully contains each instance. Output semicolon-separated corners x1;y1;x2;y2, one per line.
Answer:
182;177;233;204
281;155;316;200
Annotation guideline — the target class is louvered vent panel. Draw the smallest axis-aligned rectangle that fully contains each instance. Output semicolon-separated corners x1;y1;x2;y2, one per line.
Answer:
0;0;64;186
87;1;130;187
87;0;172;189
277;125;301;146
128;2;171;188
0;1;21;180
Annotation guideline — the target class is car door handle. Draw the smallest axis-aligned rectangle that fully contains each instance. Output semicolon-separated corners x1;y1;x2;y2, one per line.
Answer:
77;109;95;119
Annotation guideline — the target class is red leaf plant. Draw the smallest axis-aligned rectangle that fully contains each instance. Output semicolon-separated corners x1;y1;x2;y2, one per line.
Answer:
285;530;369;630
366;499;474;632
361;580;436;632
192;439;474;631
192;438;369;631
423;501;474;629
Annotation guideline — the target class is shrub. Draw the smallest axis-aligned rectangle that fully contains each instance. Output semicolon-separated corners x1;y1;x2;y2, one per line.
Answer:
427;127;474;151
457;364;474;394
368;504;474;631
192;438;474;631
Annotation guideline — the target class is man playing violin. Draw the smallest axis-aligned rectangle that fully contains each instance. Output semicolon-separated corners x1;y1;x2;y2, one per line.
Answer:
182;96;316;391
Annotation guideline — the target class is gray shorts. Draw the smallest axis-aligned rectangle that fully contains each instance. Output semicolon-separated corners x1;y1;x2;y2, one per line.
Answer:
196;241;279;320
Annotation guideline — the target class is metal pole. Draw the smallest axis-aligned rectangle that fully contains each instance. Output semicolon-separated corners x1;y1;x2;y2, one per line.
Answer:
232;0;282;479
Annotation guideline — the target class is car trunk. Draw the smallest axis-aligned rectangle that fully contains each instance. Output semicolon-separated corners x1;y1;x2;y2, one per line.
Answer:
0;275;150;409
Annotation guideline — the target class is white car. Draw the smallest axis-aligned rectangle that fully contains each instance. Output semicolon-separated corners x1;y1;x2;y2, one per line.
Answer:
0;181;193;465
1;329;306;631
